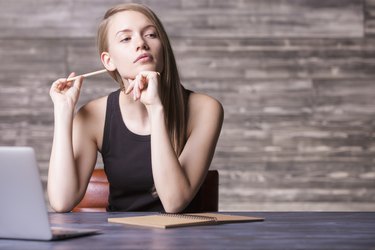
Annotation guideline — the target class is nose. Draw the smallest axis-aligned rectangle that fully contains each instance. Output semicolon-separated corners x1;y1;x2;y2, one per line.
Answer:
135;34;149;51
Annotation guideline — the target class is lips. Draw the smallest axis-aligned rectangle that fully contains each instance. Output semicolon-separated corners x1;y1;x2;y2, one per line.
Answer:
134;53;153;63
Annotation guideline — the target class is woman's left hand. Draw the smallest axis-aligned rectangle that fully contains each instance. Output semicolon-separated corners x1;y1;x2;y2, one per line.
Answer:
125;71;161;106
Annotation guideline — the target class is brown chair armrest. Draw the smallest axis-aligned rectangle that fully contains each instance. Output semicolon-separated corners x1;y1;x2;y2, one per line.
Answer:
73;169;219;212
72;169;109;212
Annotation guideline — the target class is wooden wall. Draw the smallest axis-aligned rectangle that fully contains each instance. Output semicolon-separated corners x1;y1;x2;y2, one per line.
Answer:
0;0;374;211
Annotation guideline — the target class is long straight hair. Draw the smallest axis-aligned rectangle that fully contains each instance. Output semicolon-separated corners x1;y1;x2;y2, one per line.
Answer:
97;3;188;156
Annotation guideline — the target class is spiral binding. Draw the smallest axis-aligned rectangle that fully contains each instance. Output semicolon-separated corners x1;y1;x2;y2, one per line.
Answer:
159;213;218;222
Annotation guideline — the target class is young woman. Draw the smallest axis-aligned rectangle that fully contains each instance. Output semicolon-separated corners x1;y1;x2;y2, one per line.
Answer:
48;3;223;213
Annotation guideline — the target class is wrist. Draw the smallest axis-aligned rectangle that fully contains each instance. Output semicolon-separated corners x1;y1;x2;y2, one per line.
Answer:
146;104;165;125
54;105;74;121
146;103;164;115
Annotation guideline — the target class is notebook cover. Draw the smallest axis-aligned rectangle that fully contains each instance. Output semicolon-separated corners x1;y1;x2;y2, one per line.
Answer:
108;213;264;229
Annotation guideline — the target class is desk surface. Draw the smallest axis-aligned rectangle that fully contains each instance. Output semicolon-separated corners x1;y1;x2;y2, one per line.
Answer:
0;212;374;250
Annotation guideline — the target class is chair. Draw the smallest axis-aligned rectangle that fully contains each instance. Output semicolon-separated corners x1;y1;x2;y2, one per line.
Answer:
72;169;109;212
73;169;219;212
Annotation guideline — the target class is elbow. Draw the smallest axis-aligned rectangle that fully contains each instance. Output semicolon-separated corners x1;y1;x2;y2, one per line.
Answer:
49;201;73;213
47;185;79;213
48;192;75;213
163;205;184;214
159;184;195;213
163;205;183;214
51;204;72;213
52;207;72;213
162;196;190;214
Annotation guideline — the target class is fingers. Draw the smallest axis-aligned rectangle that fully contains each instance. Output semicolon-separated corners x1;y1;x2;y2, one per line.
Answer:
133;74;143;101
73;75;84;91
138;71;160;81
53;72;72;91
125;79;135;94
125;75;145;101
53;78;69;93
51;72;84;94
50;72;84;108
125;71;159;101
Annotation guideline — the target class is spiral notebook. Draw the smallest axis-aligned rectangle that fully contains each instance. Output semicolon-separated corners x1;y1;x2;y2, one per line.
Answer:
108;213;264;229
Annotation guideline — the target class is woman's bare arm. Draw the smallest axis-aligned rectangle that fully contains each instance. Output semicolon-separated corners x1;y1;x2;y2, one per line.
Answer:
47;74;99;212
127;71;223;213
148;94;223;213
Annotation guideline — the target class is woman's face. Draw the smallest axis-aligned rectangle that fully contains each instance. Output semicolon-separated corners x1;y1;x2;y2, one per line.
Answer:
103;11;164;81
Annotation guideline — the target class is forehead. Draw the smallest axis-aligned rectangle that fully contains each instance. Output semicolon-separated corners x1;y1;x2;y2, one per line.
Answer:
108;10;154;34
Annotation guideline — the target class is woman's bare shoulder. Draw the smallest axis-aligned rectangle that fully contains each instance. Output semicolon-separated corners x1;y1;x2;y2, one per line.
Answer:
76;95;108;120
188;91;223;115
73;95;109;148
187;91;224;131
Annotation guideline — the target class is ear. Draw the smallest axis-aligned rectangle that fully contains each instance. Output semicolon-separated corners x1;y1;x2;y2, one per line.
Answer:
101;52;117;71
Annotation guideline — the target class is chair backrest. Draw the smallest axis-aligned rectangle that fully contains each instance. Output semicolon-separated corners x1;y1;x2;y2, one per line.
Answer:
73;169;219;212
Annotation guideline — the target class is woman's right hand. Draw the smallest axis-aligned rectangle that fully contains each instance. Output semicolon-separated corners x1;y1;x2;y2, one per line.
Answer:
50;72;84;110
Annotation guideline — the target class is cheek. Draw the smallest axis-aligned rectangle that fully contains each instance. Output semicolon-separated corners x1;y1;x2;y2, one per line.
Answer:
110;46;137;77
111;47;133;66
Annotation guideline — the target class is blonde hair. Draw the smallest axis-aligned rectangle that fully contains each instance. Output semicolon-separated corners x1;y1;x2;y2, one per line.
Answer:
97;3;188;155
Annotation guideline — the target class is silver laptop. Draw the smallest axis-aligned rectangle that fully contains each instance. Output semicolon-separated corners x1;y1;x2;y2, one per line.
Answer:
0;147;99;241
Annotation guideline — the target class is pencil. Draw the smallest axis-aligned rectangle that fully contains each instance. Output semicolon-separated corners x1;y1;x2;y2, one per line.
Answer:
66;69;107;81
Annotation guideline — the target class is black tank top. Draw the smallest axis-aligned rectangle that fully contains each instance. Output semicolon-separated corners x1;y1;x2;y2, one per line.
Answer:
101;89;163;212
101;89;200;212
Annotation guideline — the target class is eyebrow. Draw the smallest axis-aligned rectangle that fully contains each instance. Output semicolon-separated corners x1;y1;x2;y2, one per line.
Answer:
115;24;156;37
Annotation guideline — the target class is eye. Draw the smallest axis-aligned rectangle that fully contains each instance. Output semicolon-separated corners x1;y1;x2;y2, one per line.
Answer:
120;37;131;42
145;32;157;38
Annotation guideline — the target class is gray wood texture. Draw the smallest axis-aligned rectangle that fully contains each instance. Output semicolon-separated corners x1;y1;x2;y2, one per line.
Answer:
0;0;374;211
1;212;375;249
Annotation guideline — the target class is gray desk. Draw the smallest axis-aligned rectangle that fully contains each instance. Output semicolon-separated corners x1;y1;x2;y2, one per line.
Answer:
0;212;374;250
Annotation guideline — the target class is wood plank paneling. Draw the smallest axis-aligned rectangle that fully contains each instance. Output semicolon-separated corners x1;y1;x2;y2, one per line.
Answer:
0;0;363;38
0;0;374;211
173;38;375;80
365;0;375;36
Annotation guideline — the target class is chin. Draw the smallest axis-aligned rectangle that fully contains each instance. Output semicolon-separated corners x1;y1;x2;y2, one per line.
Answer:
138;65;157;72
